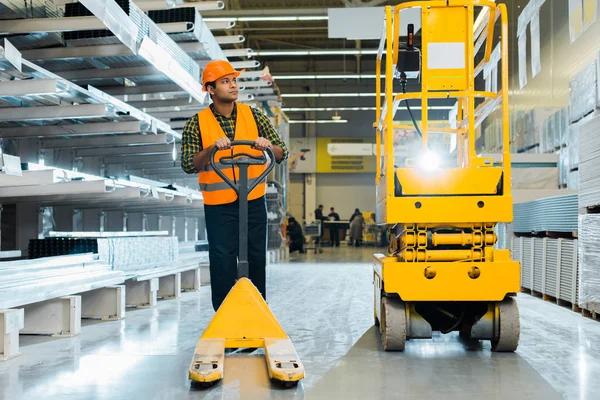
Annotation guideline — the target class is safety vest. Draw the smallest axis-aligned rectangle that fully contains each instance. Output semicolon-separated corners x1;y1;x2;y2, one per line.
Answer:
198;103;266;205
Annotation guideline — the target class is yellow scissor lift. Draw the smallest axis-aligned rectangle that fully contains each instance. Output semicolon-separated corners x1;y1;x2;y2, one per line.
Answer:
373;1;520;351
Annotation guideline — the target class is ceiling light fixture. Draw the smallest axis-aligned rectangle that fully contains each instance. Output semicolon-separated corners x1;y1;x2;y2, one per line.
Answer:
275;74;379;80
288;119;349;124
283;107;377;112
203;16;328;22
254;49;378;56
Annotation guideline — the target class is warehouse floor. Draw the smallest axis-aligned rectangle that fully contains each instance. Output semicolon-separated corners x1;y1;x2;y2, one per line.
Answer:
1;248;599;400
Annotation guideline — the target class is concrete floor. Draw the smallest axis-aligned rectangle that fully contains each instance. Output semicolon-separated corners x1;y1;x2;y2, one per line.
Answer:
1;247;600;399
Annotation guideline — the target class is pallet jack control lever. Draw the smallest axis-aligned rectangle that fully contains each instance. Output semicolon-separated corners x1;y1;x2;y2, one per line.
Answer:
209;140;275;279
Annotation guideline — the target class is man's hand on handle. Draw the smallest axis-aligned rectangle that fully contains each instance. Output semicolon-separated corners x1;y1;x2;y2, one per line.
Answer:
252;137;272;151
214;137;232;150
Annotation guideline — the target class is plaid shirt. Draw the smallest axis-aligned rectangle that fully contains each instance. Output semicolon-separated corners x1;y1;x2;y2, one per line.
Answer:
180;104;288;174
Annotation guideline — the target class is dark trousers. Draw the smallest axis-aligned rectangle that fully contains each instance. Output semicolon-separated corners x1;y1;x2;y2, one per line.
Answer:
204;197;267;312
289;240;304;253
329;228;339;247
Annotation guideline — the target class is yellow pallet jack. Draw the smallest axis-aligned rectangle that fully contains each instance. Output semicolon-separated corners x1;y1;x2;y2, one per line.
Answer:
188;140;305;388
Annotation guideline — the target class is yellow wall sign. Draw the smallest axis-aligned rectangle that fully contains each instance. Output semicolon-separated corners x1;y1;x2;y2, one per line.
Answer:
316;137;376;173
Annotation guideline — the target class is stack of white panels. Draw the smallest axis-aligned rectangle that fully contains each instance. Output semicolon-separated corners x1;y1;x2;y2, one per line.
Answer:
578;112;600;208
533;238;545;293
521;237;534;290
545;239;559;298
578;214;600;309
513;194;579;233
0;254;124;309
97;236;180;272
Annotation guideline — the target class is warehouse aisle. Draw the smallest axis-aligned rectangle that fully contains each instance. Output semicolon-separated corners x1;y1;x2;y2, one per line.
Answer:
1;248;599;399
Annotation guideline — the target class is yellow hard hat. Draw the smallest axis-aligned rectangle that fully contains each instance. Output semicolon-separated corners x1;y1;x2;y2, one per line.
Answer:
201;60;240;91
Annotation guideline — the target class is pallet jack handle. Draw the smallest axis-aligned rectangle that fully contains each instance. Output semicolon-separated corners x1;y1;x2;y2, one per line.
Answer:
210;140;275;279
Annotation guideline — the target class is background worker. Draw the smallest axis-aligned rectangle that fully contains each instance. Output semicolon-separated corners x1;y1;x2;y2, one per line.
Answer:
286;217;305;254
349;212;365;247
180;60;288;312
328;207;341;247
314;204;325;244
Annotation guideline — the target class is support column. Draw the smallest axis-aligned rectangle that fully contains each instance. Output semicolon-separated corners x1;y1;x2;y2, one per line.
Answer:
200;262;211;286
0;309;24;361
158;273;181;300
181;268;201;292
125;278;158;308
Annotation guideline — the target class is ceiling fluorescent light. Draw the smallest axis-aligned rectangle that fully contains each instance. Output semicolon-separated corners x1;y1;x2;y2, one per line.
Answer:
282;107;377;112
254;49;378;56
288;120;349;124
274;74;378;80
204;16;328;22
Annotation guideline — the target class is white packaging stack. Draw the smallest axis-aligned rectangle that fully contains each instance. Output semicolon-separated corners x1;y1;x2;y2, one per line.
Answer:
567;122;581;171
578;214;600;310
97;237;180;271
578;112;600;208
569;55;599;123
557;108;567;148
0;254;124;309
568;170;579;190
558;148;569;187
513;194;578;233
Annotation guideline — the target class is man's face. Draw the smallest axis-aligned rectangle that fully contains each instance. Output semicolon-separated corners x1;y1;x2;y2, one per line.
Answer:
209;73;238;102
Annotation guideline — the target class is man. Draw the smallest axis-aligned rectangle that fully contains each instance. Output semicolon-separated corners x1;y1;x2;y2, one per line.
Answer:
314;204;325;244
328;207;341;247
286;217;305;254
180;60;288;312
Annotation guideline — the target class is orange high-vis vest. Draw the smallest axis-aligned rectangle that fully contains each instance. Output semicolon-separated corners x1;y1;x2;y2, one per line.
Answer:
198;103;267;205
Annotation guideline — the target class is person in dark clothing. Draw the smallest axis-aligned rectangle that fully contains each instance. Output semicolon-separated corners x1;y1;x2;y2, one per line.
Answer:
314;204;325;244
287;217;305;254
328;207;341;247
349;208;361;224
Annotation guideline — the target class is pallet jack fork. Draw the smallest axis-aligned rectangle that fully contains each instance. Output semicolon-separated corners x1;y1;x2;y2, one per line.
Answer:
188;140;305;387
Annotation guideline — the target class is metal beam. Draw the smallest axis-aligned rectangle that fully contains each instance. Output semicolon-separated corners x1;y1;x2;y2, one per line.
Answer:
238;80;272;88
102;154;179;164
215;35;245;44
41;134;169;149
124;161;182;170
75;144;177;158
0;104;108;121
0;79;59;96
206;21;236;30
0;17;189;35
128;98;201;109
136;0;224;11
0;121;142;139
102;84;183;96
57;66;159;81
128;167;186;176
150;110;202;119
202;8;328;17
21;42;204;61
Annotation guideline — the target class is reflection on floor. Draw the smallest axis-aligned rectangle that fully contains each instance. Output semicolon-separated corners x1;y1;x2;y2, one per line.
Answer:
1;246;599;399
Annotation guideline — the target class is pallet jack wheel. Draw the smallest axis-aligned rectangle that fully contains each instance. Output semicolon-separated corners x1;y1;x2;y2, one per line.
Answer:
380;297;406;351
273;379;299;388
491;297;520;352
190;380;217;389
